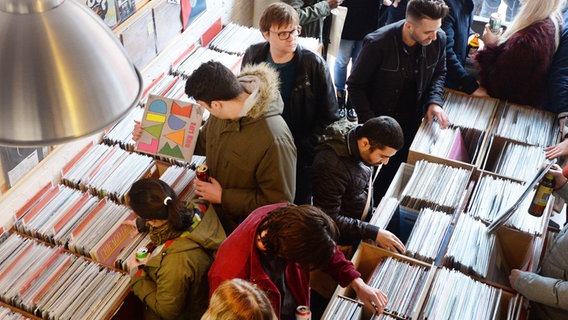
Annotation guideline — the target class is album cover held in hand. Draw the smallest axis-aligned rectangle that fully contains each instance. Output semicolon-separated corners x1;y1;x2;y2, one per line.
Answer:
135;95;203;162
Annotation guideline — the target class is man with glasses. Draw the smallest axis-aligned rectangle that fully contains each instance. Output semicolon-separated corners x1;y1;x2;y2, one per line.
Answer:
242;2;339;205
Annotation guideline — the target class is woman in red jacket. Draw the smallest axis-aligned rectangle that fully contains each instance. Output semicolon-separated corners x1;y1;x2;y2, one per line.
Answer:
476;0;564;108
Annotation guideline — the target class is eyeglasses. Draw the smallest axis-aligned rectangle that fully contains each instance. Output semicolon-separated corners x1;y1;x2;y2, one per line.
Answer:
270;26;302;40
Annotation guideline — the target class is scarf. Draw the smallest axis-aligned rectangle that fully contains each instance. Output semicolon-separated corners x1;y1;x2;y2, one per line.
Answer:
149;222;183;246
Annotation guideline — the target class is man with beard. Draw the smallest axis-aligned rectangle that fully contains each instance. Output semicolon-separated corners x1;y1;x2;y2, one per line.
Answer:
312;116;406;253
346;0;450;201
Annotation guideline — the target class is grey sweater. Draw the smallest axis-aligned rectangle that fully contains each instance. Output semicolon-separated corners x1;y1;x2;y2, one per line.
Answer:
513;185;568;319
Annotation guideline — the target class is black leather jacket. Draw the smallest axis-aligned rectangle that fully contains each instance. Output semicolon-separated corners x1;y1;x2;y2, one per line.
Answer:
242;42;339;164
347;20;447;123
313;123;379;245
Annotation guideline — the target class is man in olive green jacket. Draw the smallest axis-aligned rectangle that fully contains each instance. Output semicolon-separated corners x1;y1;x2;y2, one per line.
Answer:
188;61;297;234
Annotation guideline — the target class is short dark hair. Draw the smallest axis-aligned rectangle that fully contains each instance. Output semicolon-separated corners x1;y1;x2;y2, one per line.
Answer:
258;205;339;270
259;2;299;33
128;178;192;231
406;0;449;21
185;61;243;105
356;116;404;151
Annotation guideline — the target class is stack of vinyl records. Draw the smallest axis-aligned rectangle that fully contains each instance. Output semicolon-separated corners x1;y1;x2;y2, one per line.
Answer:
367;257;430;319
160;164;199;203
102;106;145;151
494;103;557;147
467;175;546;235
115;232;151;272
61;144;155;203
13;184;100;246
492;141;545;182
172;46;242;78
444;214;496;278
410;91;498;163
0;233;130;320
65;198;133;260
12;181;142;268
141;74;188;105
442;91;497;130
0;306;32;320
420;267;504;319
399;160;471;214
405;208;452;262
322;296;363;320
371;314;398;320
206;23;265;55
411;122;481;163
369;197;399;229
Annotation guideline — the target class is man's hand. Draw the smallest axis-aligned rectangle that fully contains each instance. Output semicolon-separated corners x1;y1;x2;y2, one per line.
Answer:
480;24;502;47
375;230;406;253
128;251;148;272
426;104;450;129
351;277;388;314
132;120;143;141
194;177;223;204
546;164;568;190
509;269;522;290
545;138;568;160
327;0;340;9
471;86;489;97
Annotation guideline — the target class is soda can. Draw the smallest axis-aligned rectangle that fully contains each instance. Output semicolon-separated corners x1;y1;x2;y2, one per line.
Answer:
489;12;501;34
136;247;148;261
295;306;311;320
196;164;210;182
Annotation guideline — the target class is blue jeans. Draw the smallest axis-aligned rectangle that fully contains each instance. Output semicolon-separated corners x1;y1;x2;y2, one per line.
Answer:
479;0;520;21
334;39;363;92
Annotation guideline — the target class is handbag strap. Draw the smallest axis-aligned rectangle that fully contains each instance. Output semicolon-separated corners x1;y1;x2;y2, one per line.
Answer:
361;164;382;221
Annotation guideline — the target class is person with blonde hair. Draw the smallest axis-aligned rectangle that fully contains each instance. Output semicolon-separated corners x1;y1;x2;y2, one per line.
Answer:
476;0;565;107
201;279;277;320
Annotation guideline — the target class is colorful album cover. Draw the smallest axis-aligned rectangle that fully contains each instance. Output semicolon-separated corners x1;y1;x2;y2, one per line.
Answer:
181;0;207;30
86;0;136;29
135;95;203;162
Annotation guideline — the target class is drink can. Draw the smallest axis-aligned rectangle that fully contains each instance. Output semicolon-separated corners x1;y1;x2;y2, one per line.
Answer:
295;306;311;320
489;12;501;34
196;164;210;182
136;247;148;261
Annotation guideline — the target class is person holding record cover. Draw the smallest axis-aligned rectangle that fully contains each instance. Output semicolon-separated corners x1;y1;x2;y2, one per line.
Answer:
134;61;297;234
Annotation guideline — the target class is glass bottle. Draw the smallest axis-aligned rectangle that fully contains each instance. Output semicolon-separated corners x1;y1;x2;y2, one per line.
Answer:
528;173;555;217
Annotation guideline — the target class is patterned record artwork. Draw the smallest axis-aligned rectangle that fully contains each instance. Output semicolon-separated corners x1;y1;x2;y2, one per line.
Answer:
136;95;203;161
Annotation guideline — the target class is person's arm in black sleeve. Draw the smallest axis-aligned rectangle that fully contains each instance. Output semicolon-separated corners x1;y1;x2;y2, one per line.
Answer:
312;149;379;242
441;15;479;94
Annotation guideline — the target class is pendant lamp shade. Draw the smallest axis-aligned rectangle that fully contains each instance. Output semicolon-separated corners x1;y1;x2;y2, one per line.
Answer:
0;0;143;146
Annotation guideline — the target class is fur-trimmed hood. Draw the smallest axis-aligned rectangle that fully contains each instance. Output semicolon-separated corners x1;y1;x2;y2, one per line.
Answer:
238;62;283;119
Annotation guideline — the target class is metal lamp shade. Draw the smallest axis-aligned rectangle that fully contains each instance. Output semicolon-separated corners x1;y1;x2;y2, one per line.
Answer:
0;0;142;146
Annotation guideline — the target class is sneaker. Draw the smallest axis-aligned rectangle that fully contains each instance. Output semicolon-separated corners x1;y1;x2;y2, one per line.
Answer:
338;107;346;119
347;108;358;122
